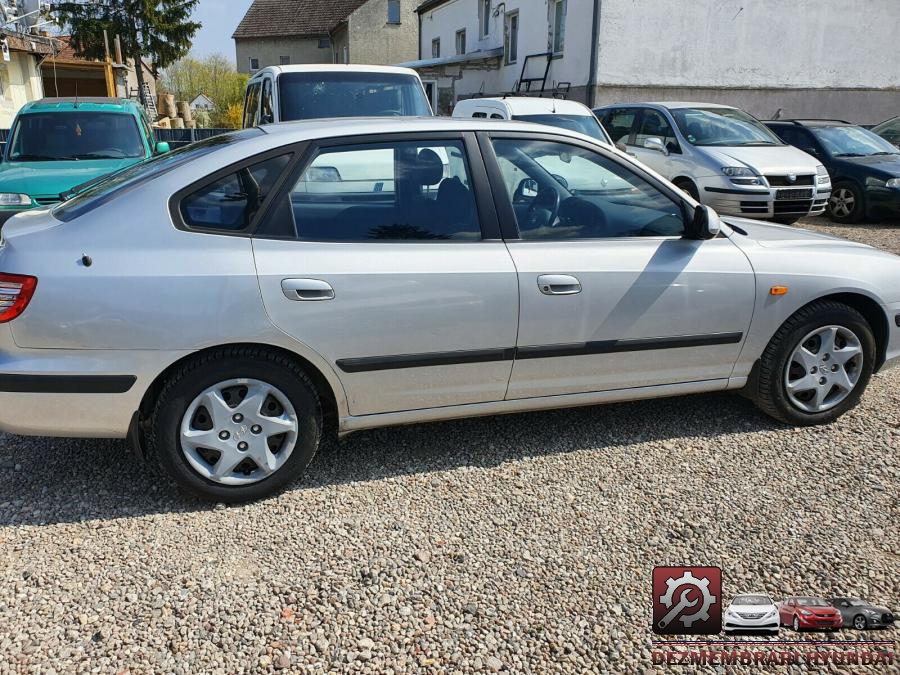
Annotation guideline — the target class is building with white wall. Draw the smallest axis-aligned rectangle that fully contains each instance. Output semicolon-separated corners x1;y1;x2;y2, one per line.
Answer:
407;0;900;123
0;30;52;128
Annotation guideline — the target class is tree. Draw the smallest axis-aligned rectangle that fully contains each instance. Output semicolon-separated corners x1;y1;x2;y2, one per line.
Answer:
161;53;248;128
52;0;201;108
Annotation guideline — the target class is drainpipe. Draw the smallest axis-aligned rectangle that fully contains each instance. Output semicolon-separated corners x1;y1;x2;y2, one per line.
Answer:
586;0;602;108
417;11;422;61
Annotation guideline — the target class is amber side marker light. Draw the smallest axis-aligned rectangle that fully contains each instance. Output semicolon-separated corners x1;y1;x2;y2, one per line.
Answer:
770;285;789;296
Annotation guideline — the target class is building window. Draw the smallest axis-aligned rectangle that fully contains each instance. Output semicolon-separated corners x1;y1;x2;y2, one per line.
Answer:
431;37;440;59
504;11;518;65
455;29;466;55
279;55;290;65
342;46;349;64
479;0;491;37
387;0;401;24
318;37;331;48
248;57;259;72
551;0;566;54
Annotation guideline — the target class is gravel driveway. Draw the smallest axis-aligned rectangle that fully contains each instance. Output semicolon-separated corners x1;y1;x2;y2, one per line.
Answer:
1;218;898;674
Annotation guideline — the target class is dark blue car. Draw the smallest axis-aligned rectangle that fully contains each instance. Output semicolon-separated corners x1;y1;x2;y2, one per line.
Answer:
765;119;900;223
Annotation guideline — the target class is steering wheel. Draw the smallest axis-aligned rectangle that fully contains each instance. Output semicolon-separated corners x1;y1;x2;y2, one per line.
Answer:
525;186;560;230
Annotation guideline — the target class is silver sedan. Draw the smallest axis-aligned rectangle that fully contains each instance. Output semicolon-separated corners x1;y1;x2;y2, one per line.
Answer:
1;118;898;501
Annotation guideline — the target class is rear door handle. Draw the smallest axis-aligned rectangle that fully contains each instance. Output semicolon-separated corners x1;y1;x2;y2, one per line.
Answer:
281;278;335;301
537;274;582;296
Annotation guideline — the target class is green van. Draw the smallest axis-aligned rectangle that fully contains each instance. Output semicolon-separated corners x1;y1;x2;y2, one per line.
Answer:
0;97;168;226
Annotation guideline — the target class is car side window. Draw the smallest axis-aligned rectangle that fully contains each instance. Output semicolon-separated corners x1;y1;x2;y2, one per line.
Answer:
604;108;637;146
472;112;488;118
243;82;261;128
180;154;291;232
260;79;275;124
259;139;482;241
634;109;679;153
491;138;684;240
490;113;504;119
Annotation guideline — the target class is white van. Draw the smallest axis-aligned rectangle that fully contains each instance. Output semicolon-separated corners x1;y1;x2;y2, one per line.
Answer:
242;64;433;128
452;97;612;145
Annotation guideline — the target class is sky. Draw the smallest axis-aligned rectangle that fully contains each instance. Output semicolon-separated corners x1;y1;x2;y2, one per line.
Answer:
189;0;254;60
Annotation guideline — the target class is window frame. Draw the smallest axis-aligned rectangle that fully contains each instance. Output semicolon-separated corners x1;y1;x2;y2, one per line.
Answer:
431;37;440;58
633;107;681;154
475;130;691;241
242;81;262;128
603;106;640;147
550;0;566;55
255;131;502;243
504;11;519;65
479;0;491;37
455;28;466;55
387;0;401;24
279;55;291;65
248;56;259;72
168;144;304;237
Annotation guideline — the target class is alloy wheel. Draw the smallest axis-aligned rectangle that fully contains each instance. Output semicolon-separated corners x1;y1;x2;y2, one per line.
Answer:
784;325;863;413
179;378;299;485
854;615;867;630
829;188;855;218
793;616;800;632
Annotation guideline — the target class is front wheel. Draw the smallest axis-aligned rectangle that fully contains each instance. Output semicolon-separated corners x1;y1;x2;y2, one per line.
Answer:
147;348;323;502
853;615;868;630
751;300;875;426
828;182;865;223
673;178;700;201
793;616;801;632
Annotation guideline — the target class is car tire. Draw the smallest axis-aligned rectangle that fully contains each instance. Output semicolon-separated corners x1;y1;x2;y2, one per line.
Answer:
793;616;801;632
673;178;700;201
853;614;868;630
828;181;865;224
147;347;323;503
752;300;875;426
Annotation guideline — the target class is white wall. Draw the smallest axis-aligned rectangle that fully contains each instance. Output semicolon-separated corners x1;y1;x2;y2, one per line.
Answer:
597;0;900;89
0;52;43;128
418;0;593;101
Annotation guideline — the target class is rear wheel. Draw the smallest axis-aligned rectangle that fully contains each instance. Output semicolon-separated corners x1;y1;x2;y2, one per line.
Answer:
828;182;865;223
147;347;322;502
752;300;875;425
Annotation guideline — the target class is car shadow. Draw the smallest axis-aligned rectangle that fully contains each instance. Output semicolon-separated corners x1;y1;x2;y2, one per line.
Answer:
0;391;781;527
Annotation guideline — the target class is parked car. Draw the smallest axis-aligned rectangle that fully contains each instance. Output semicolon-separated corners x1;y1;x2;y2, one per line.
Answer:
1;117;899;502
779;596;843;631
241;64;432;128
593;102;829;224
724;594;780;635
827;597;895;630
872;116;900;148
765;119;900;223
0;97;167;227
453;96;612;145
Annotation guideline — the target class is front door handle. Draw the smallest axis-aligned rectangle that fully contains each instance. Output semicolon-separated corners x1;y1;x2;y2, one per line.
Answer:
281;278;335;301
537;274;582;296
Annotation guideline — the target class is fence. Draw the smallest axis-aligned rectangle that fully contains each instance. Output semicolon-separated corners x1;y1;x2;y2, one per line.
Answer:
0;128;233;153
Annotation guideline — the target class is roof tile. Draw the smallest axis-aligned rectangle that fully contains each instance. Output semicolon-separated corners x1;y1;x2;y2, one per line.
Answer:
232;0;369;39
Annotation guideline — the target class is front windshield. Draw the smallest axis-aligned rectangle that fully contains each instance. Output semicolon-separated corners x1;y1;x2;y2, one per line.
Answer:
53;129;264;222
514;114;610;143
796;597;830;607
8;112;145;161
732;595;771;605
811;125;900;157
670;107;783;147
278;72;432;121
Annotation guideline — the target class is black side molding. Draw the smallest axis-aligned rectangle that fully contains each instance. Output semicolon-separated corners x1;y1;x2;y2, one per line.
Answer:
0;374;137;393
337;348;516;373
704;187;769;196
336;333;743;373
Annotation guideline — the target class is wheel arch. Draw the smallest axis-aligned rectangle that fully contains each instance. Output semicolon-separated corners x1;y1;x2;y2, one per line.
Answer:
816;292;890;371
132;342;344;455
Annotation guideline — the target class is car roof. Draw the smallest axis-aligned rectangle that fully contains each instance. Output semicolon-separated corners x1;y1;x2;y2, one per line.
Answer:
765;119;854;127
456;96;595;116
596;101;736;111
258;115;605;141
250;64;420;81
20;97;140;114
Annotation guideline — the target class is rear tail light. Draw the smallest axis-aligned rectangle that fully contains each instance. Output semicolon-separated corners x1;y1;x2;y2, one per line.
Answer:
0;272;37;323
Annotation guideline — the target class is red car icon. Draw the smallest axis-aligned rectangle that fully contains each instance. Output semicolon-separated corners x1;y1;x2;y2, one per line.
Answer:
780;596;844;631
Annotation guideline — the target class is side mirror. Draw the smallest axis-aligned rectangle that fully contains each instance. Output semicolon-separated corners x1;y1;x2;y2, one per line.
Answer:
643;137;668;156
155;142;170;154
517;178;539;199
687;204;721;240
800;146;819;157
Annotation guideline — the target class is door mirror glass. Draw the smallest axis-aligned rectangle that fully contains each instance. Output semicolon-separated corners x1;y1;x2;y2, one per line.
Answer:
643;137;668;155
516;178;539;199
155;141;170;154
687;204;721;240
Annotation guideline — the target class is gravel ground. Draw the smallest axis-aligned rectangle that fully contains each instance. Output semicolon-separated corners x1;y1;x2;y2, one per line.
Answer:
1;218;898;674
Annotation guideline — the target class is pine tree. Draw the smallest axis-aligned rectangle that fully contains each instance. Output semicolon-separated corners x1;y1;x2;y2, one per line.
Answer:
52;0;201;107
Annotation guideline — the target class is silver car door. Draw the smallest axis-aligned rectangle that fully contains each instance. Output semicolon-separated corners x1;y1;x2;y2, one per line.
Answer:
480;132;755;399
252;132;519;416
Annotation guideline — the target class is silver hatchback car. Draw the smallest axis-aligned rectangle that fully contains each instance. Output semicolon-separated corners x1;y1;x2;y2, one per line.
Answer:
1;118;899;501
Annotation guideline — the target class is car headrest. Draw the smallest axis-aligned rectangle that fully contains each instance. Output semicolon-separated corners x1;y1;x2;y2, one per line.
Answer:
412;148;444;186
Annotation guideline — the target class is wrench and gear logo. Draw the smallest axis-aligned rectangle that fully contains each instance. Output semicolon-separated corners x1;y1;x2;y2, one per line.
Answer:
652;567;722;635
